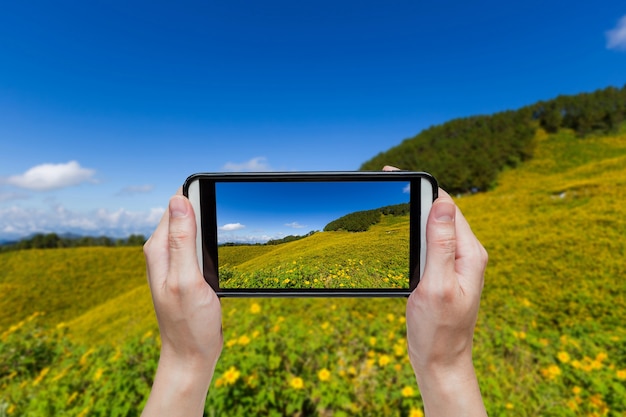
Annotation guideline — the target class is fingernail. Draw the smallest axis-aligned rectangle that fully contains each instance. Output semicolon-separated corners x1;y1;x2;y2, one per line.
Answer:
169;196;189;218
433;201;455;222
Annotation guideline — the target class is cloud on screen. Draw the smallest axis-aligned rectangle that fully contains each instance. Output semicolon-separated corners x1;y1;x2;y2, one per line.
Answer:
284;222;306;229
606;15;626;51
219;223;246;231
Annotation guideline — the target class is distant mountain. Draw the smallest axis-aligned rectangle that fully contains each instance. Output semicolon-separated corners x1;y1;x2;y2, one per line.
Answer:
361;85;626;194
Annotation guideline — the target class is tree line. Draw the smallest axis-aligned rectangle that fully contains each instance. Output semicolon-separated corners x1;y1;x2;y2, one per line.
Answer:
360;85;626;194
324;203;410;233
0;233;146;252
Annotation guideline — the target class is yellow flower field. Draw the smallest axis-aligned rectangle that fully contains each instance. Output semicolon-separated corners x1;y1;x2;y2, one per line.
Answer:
1;127;625;415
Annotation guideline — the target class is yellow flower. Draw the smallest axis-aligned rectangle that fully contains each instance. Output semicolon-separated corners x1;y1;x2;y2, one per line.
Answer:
369;337;377;346
541;364;561;380
110;348;122;362
557;351;570;363
222;366;241;385
93;368;104;382
409;408;424;417
393;343;405;357
566;399;579;411
401;386;414;397
616;369;626;380
290;376;304;389
317;368;331;382
505;403;514;409
77;407;90;417
572;386;582;395
378;354;391;367
250;303;261;314
238;334;251;345
513;330;526;340
79;348;95;367
33;367;50;386
596;352;608;362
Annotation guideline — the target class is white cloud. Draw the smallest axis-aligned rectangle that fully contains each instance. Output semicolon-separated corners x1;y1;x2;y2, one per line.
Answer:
116;184;154;196
285;221;306;229
403;183;411;193
606;15;626;50
6;161;96;191
222;156;272;172
219;222;245;231
0;204;164;240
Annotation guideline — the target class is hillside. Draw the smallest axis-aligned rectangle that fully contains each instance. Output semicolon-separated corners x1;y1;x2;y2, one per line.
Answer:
0;247;147;335
361;85;626;195
219;214;410;289
1;126;625;415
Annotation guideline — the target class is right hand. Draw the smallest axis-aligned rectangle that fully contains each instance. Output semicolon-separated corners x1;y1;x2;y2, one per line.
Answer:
406;189;488;416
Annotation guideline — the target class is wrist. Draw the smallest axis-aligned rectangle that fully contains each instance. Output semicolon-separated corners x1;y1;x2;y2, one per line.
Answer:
413;359;487;417
141;351;219;417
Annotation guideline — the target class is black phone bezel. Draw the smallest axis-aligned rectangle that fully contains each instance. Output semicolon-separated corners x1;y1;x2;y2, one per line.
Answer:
183;171;438;297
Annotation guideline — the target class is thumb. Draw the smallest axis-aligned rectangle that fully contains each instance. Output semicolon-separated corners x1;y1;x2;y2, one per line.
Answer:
422;198;457;286
167;195;201;281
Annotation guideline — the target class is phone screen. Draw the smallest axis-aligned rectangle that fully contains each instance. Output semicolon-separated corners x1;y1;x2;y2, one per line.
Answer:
215;181;411;290
185;172;437;296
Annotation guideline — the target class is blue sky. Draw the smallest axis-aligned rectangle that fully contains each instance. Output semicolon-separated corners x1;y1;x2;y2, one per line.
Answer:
1;0;625;240
215;181;410;243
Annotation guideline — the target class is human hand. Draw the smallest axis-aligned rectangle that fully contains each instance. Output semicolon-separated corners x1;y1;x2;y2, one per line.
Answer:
406;189;488;416
141;190;223;416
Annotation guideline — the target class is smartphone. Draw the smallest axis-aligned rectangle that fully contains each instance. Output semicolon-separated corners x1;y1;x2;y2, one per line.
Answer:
183;171;438;297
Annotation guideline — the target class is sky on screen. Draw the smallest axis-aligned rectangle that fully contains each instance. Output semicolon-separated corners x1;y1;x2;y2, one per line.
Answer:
1;0;625;240
215;181;410;243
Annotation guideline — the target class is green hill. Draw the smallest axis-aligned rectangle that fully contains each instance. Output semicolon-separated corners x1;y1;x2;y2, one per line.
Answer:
1;126;625;415
361;85;626;195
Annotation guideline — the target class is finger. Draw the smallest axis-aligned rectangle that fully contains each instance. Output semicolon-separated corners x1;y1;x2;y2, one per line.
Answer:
421;192;457;291
167;194;202;287
382;165;401;171
453;207;488;290
143;203;171;287
147;186;183;248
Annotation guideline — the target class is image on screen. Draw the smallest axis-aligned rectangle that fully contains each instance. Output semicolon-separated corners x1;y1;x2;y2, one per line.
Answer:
215;181;412;290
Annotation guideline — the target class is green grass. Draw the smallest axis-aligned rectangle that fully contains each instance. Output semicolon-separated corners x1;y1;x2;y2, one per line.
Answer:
1;127;626;415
